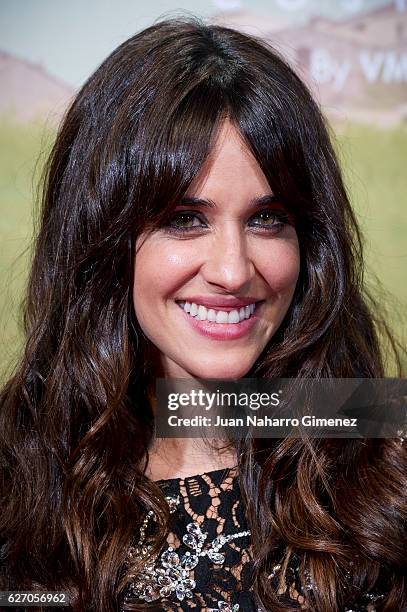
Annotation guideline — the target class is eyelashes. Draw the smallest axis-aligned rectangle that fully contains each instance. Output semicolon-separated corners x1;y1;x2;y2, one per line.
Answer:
163;209;292;236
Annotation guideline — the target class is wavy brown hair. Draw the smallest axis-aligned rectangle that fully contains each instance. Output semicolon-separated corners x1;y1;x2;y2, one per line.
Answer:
1;16;406;612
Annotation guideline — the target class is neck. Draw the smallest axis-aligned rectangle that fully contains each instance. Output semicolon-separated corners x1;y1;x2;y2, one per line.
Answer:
145;436;237;481
145;383;237;480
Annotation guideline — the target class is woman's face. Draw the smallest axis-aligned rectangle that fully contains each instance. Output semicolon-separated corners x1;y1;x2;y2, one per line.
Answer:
133;120;300;379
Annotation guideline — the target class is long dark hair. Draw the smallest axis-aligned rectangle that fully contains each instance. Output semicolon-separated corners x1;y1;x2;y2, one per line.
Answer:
1;16;405;612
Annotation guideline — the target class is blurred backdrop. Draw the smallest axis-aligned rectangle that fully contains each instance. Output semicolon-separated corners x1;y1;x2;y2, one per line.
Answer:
1;0;406;378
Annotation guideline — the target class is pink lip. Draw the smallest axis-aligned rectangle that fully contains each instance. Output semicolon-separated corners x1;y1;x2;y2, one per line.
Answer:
176;296;261;311
176;302;261;340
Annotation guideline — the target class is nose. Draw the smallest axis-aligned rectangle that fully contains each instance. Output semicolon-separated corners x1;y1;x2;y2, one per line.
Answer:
200;224;255;293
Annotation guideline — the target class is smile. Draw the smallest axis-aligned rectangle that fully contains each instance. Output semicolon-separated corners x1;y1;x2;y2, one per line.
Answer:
177;300;256;324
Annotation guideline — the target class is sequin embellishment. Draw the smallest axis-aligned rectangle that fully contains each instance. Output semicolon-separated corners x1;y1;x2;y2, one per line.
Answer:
123;494;249;608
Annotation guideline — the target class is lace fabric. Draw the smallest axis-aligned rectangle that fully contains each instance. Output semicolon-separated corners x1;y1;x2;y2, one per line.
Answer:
121;466;387;612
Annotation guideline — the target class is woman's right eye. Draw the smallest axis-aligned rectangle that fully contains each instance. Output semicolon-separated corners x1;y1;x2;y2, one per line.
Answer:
165;211;207;233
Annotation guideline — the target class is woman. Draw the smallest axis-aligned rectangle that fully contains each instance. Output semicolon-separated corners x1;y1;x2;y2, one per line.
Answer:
0;16;405;612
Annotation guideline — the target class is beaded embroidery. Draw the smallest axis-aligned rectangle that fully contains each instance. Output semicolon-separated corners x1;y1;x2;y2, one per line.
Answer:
121;466;389;611
123;492;250;608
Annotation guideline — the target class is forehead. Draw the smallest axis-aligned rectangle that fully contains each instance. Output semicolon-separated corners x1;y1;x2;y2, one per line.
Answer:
185;119;272;201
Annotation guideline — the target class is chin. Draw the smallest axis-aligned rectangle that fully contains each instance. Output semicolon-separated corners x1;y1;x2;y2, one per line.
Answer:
182;361;254;380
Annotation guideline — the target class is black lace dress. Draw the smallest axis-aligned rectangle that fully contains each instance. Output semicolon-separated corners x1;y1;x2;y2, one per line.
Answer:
121;466;388;612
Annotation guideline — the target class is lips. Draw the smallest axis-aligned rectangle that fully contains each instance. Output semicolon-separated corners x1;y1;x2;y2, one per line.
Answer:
177;301;263;340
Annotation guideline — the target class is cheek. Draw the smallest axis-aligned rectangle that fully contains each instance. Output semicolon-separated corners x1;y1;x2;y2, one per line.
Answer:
133;240;194;308
256;240;300;295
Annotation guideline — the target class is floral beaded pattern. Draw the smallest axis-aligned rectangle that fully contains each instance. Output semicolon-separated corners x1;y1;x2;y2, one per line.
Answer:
124;495;250;608
121;466;388;612
121;466;255;611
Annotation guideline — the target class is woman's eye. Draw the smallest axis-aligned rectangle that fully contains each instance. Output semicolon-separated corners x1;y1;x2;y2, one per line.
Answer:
249;209;290;230
167;212;207;231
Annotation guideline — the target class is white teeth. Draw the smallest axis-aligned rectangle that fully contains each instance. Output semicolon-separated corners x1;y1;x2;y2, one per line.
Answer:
216;310;229;324
197;305;207;320
178;300;258;324
227;310;240;323
207;308;217;322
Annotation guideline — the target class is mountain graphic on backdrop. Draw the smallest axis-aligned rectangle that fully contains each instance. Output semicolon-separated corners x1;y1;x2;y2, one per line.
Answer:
1;1;407;127
214;3;407;126
0;50;75;123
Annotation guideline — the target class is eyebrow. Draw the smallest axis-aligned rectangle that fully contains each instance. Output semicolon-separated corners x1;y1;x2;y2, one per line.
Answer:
179;194;281;208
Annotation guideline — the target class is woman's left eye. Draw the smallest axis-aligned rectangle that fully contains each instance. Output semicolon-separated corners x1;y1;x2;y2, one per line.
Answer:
249;210;289;229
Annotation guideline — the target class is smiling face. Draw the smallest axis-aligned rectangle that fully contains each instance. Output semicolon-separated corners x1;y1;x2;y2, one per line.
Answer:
133;120;300;379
